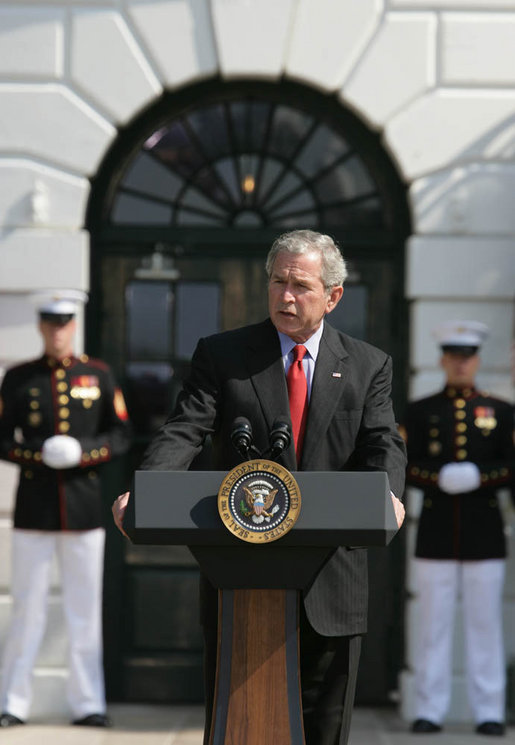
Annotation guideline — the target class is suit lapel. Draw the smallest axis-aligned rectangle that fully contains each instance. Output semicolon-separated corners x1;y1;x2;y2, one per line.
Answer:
300;323;349;469
244;321;295;464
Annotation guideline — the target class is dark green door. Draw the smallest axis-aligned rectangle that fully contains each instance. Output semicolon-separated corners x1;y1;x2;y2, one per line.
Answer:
99;246;269;701
95;241;404;703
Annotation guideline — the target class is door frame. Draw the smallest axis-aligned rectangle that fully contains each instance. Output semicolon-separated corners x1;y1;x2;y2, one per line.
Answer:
86;76;411;704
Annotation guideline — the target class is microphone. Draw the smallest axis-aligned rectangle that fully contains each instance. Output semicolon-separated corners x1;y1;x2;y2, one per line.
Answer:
230;417;253;460
268;418;291;459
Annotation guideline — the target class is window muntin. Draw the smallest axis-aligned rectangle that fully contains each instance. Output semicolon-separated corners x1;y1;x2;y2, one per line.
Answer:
110;99;385;230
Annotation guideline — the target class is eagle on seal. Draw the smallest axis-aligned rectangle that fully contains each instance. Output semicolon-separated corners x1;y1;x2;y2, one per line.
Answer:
243;485;278;517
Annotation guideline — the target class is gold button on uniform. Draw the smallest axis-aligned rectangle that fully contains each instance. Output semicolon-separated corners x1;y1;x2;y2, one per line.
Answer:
59;395;69;404
455;399;466;408
55;369;66;380
59;407;70;418
430;428;439;437
30;400;39;410
57;382;67;392
59;421;70;433
456;449;467;460
100;447;108;457
455;411;466;420
91;449;99;459
456;422;467;433
456;435;467;446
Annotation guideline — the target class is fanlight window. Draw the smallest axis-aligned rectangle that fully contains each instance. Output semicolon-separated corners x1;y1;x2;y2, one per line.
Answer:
110;98;385;229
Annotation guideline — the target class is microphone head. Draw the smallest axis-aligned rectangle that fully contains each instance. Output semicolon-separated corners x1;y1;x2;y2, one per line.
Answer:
269;418;291;452
230;417;253;453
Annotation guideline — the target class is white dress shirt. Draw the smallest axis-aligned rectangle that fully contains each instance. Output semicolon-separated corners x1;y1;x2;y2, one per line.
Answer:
277;321;324;402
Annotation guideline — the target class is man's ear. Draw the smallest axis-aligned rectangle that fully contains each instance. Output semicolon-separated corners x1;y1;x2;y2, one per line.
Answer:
326;286;343;314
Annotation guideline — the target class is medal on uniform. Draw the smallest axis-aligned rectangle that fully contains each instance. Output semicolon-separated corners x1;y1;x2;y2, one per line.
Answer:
71;375;101;404
474;406;497;430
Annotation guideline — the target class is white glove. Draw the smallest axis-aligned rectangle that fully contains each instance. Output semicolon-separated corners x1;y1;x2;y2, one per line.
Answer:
41;435;82;469
438;462;481;494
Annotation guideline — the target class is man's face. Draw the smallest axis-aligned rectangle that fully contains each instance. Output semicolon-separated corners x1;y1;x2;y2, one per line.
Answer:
268;251;343;343
440;351;480;387
39;318;76;359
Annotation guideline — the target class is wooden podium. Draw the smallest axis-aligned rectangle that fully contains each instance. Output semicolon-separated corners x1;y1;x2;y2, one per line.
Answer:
125;470;398;745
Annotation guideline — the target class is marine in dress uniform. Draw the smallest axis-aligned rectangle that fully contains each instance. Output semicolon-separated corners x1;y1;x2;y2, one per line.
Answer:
0;291;131;728
401;321;514;737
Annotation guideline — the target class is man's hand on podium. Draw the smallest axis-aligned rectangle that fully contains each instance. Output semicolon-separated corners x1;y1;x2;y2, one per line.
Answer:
112;491;130;538
391;493;405;528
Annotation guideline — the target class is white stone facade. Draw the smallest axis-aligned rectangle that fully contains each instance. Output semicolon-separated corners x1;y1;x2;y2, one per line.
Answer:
0;0;513;722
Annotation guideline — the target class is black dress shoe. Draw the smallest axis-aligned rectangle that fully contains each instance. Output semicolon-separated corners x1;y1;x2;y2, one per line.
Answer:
476;721;505;736
72;713;112;727
0;712;25;727
411;718;442;733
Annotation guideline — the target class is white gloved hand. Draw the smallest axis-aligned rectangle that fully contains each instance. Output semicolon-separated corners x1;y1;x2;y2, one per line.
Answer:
41;435;82;469
438;462;481;494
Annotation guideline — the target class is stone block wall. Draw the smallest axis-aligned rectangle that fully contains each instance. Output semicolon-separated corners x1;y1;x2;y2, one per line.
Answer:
0;0;513;721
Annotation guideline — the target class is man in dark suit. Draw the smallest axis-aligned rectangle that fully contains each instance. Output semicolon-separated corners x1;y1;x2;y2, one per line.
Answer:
113;229;406;745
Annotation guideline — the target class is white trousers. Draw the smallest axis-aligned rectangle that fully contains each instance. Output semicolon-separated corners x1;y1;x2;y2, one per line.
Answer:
0;528;106;720
413;558;506;724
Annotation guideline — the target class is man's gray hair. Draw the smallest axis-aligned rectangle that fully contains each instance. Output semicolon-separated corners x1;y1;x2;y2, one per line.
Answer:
265;230;348;290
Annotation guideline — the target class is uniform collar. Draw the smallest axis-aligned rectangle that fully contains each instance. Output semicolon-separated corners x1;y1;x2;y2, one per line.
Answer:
42;354;77;370
444;384;477;400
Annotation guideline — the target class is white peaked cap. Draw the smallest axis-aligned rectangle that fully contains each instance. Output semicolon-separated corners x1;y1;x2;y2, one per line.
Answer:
432;320;489;349
32;289;88;316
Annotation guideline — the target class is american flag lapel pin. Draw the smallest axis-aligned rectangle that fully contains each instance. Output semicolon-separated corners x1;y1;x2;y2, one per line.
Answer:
332;372;341;378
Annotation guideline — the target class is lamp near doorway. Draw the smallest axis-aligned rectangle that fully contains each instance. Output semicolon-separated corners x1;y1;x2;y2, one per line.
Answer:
134;244;181;281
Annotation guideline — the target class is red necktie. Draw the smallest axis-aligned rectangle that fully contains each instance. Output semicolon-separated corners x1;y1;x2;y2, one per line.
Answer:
287;345;308;462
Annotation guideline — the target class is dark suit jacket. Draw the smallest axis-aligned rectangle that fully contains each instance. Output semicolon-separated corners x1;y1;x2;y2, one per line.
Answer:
139;318;406;635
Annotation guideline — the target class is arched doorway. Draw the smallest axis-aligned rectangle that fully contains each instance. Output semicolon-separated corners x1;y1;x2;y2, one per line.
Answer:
86;78;411;704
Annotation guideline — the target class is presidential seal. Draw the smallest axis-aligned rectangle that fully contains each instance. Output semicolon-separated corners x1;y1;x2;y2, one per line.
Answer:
218;459;301;544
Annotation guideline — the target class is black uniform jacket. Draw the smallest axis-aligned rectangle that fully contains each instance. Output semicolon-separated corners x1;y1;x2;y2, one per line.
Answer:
138;319;407;636
0;354;132;531
402;385;514;560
